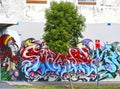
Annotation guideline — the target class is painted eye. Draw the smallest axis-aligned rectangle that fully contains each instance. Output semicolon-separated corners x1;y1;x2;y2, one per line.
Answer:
31;40;35;43
8;40;13;46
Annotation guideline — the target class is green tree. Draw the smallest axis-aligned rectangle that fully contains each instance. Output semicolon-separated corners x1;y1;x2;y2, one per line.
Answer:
43;1;86;54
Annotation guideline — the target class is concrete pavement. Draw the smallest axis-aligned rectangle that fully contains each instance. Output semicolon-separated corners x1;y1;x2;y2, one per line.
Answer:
6;81;120;86
3;81;120;89
0;81;15;89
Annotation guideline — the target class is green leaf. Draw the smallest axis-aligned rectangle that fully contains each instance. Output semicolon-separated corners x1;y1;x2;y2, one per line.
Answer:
43;1;86;54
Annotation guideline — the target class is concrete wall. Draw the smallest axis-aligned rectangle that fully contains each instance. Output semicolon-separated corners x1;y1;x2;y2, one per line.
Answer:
8;22;45;41
8;22;120;43
0;0;120;82
0;0;120;23
1;23;120;81
82;23;120;43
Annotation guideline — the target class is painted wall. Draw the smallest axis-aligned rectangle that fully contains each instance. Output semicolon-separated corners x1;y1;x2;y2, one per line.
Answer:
8;22;120;43
8;22;45;41
0;0;120;82
82;23;120;43
0;23;120;82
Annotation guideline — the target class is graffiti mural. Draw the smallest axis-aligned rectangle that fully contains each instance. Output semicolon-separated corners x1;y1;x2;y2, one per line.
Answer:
0;34;20;80
0;30;120;82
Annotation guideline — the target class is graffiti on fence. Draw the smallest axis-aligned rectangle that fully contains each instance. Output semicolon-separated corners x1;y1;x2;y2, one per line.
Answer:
0;32;120;81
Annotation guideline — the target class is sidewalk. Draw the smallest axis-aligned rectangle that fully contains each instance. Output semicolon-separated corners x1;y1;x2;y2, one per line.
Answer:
5;81;120;88
6;81;31;86
0;81;15;89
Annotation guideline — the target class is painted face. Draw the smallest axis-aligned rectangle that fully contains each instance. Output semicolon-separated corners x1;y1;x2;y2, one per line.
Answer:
7;38;18;54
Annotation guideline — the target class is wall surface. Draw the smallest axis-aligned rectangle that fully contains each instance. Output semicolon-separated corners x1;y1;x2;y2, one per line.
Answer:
0;22;117;82
0;0;120;23
82;23;120;43
8;22;120;43
0;0;120;82
8;22;45;41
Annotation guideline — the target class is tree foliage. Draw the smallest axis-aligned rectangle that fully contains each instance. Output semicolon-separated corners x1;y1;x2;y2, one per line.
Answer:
43;1;86;54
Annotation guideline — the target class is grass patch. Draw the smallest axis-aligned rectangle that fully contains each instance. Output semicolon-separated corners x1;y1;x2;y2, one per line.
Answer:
14;85;120;89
